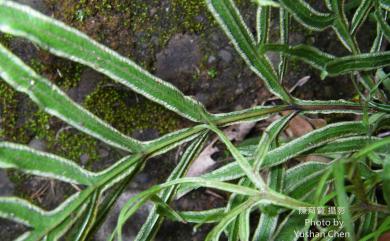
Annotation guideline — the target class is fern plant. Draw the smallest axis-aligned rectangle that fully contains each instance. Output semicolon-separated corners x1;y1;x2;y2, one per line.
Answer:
0;0;390;240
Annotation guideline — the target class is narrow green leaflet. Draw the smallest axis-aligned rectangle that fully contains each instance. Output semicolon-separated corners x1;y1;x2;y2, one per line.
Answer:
382;156;390;210
211;105;289;125
0;142;95;185
380;0;390;11
173;208;225;224
85;166;142;239
253;113;295;171
256;6;271;45
0;43;141;152
177;121;365;194
209;125;266;190
144;125;206;155
36;189;98;241
226;217;240;241
0;198;45;228
206;0;293;102
0;1;207;122
73;191;101;241
44;205;87;241
262;44;390;77
351;0;374;35
375;8;390;43
278;8;290;79
252;0;279;8
353;136;390;159
0;192;89;241
211;100;362;126
253;210;278;241
327;0;357;53
272;211;308;241
324;51;390;76
284;162;329;200
135;134;208;241
357;195;378;238
312;136;382;155
279;0;335;30
228;113;292;240
260;44;335;71
252;166;284;241
238;204;251;241
371;10;387;53
259;121;364;168
239;136;381;157
295;99;362;114
205;198;259;241
333;160;356;240
225;178;252;241
115;178;261;240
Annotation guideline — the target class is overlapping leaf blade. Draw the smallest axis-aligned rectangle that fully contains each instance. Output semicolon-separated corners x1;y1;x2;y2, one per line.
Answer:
327;0;357;53
0;142;94;185
135;134;208;241
0;43;141;152
0;198;46;228
178;121;366;194
260;44;335;71
284;162;330;200
351;0;374;35
252;166;284;241
256;6;271;45
206;0;293;102
262;43;390;78
380;0;390;11
279;0;335;30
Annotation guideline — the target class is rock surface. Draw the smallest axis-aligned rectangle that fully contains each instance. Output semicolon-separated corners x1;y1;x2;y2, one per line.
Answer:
0;171;14;196
156;34;202;91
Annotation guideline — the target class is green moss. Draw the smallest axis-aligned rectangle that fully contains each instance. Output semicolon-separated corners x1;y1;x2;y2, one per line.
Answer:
30;57;84;90
25;111;53;140
85;84;181;136
0;33;13;47
7;0;191;198
54;61;84;89
56;131;98;166
24;111;99;165
0;35;19;141
207;67;218;79
171;0;214;33
5;109;99;199
0;82;19;141
46;0;215;62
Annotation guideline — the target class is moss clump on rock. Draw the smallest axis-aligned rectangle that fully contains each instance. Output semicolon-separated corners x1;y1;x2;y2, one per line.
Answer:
45;0;215;59
56;131;98;166
0;82;19;141
85;84;181;137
